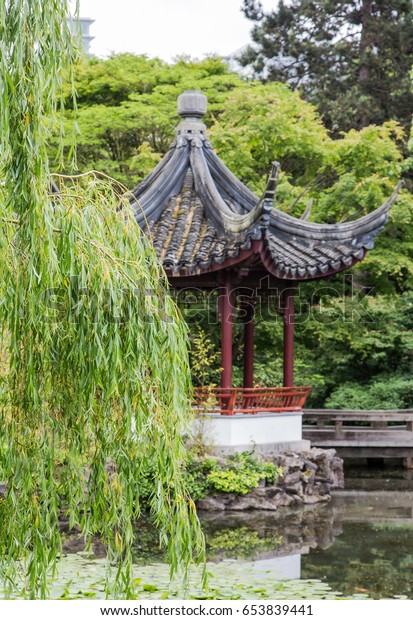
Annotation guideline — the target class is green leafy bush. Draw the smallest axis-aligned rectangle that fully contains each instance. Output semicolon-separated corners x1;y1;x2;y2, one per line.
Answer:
184;455;218;501
189;328;221;387
183;451;282;499
207;469;262;495
225;451;280;486
325;374;413;410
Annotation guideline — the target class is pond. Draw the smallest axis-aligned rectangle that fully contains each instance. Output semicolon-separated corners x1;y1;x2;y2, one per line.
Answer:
301;462;413;599
196;462;413;600
4;462;413;600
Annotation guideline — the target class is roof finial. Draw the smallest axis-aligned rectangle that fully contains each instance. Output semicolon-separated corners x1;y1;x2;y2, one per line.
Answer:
263;162;280;205
177;90;207;119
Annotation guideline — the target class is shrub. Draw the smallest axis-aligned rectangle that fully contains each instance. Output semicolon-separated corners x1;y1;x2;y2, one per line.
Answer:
184;451;282;498
325;374;413;410
207;469;262;495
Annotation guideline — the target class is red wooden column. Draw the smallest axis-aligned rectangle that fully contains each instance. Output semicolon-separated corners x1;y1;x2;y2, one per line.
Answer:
243;302;254;389
221;272;234;390
282;286;295;388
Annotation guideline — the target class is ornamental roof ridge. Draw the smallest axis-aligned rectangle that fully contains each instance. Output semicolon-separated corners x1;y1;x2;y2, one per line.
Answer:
129;90;399;280
131;90;269;237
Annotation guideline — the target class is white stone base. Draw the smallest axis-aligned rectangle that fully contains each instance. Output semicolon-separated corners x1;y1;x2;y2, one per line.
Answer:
190;412;310;455
250;554;302;580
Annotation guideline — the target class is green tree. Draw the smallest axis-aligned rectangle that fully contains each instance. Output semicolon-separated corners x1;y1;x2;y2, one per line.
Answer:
0;1;203;598
296;291;413;406
208;83;413;293
55;55;244;187
240;0;413;134
50;53;413;407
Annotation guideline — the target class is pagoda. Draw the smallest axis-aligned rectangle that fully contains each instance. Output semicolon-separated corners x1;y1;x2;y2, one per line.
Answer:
129;91;397;450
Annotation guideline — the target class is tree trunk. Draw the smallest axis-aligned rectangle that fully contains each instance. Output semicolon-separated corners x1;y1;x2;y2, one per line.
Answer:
358;0;373;127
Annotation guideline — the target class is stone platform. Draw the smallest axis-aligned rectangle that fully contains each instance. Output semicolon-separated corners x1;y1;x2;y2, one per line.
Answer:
191;411;310;455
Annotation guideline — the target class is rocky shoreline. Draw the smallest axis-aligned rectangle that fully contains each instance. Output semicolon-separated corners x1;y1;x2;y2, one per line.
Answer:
0;448;344;514
197;448;344;511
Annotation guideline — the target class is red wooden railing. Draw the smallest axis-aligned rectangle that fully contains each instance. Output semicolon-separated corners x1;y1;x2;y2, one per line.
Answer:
194;386;311;416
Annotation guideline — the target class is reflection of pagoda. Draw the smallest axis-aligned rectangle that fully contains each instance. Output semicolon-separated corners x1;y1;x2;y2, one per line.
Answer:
67;17;95;57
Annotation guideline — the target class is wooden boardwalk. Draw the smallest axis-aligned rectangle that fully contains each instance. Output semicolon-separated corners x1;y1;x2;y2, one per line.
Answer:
303;409;413;465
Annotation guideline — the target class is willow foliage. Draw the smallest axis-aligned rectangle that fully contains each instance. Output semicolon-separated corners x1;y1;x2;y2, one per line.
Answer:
0;0;204;598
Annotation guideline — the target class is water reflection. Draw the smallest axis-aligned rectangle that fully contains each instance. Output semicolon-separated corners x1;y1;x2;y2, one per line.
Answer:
200;504;341;581
60;467;413;599
201;477;413;598
200;503;340;561
301;480;413;599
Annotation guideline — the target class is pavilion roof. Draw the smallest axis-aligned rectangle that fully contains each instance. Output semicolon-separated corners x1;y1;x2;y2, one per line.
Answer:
130;90;399;281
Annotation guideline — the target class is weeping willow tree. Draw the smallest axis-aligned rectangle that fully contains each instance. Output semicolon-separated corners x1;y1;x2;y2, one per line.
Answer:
0;0;204;598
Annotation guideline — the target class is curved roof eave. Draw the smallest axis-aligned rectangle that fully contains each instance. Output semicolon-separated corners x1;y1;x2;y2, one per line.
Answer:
127;90;400;282
268;182;402;243
202;144;402;244
131;143;191;226
190;143;271;235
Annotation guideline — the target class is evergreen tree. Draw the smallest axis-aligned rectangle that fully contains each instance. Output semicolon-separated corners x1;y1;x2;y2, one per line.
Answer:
240;0;413;134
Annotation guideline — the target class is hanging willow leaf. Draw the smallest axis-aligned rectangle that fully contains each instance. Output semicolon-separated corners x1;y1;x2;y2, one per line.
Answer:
0;0;205;599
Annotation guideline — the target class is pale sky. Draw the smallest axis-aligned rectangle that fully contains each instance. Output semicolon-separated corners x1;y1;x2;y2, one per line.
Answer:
77;0;275;61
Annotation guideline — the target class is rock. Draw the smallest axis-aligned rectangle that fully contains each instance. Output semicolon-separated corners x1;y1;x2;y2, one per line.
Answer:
331;456;345;488
197;497;226;511
221;493;235;506
303;494;330;505
229;496;278;511
277;493;295;507
282;470;302;485
262;486;283;499
303;459;318;472
302;470;316;496
62;535;85;554
317;482;331;496
285;482;303;495
195;447;344;512
283;455;305;469
62;534;107;558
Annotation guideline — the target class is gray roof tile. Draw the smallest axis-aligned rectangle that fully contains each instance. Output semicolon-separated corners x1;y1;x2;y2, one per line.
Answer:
130;91;400;281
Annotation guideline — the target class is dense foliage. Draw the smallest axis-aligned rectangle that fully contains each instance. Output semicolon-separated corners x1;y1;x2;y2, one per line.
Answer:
56;55;244;187
184;452;281;500
127;450;281;504
0;1;204;599
240;0;413;135
56;55;413;289
56;53;413;410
